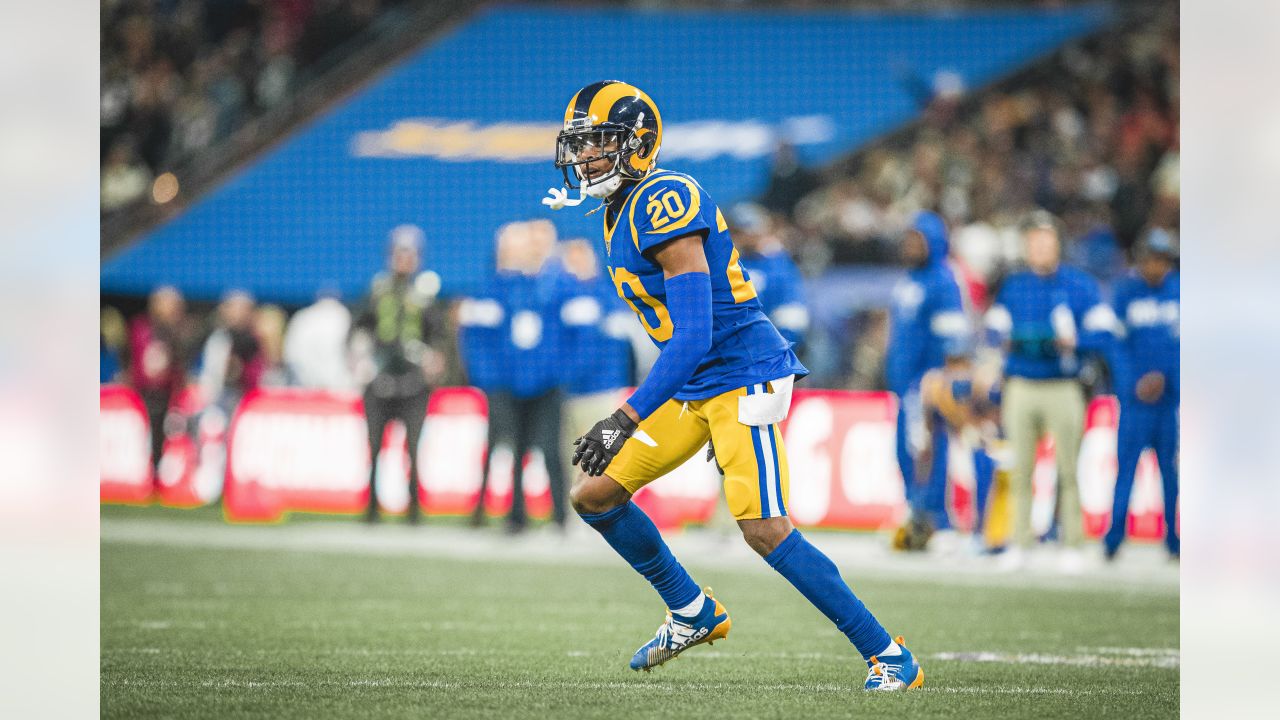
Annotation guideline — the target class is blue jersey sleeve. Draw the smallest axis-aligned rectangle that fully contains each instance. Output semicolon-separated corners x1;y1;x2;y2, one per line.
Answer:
627;175;712;256
1070;271;1112;354
929;271;970;359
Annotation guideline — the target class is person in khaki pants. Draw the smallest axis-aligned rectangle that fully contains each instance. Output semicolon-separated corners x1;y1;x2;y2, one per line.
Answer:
984;211;1114;572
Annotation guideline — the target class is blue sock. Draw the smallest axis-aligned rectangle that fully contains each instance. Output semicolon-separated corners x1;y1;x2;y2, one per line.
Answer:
765;529;891;661
579;502;703;613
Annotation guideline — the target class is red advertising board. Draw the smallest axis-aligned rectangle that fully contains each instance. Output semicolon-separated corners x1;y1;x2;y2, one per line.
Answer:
100;385;1172;540
100;384;153;503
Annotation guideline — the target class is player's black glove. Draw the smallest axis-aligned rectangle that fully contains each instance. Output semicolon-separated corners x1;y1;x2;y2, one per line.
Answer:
572;409;638;477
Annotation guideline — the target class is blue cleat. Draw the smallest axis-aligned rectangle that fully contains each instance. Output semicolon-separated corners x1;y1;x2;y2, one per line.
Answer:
629;590;731;672
864;636;925;691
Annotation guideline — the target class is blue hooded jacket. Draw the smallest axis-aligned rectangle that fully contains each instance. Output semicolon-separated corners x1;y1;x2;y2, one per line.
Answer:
885;211;970;395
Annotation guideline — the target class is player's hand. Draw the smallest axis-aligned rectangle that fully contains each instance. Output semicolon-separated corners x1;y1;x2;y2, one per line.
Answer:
572;409;638;476
1136;371;1165;403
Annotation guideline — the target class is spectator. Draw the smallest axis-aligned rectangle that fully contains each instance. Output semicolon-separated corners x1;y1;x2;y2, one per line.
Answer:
198;289;265;421
759;141;820;222
847;309;889;392
254;304;289;387
101;137;153;212
283;288;354;391
124;285;197;472
1104;228;1180;561
350;225;446;524
101;306;128;384
984;211;1114;573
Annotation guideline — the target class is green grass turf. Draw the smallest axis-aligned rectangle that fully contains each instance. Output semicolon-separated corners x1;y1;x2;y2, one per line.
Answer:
101;518;1178;719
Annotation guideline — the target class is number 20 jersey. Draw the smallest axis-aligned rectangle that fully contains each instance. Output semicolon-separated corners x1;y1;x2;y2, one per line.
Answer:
599;169;808;400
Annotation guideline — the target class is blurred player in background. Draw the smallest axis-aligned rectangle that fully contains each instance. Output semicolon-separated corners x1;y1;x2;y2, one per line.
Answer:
731;203;810;351
549;81;923;691
556;239;633;496
984;211;1114;572
1104;228;1180;560
350;225;445;524
885;211;971;552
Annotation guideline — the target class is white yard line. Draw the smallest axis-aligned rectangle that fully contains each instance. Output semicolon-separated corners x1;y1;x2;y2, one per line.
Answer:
104;645;1178;669
931;649;1178;669
101;675;1151;696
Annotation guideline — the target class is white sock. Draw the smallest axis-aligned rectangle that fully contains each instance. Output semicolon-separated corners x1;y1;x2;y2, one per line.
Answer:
671;593;707;619
877;640;902;657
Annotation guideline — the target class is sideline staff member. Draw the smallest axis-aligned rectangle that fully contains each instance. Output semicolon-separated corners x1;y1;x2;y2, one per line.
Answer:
985;211;1113;572
352;225;446;524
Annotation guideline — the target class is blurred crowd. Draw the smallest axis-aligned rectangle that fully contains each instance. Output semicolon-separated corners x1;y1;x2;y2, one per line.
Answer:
101;0;411;212
765;11;1178;287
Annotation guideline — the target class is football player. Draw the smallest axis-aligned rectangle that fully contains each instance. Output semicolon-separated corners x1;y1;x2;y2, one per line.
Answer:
546;81;923;691
886;212;972;551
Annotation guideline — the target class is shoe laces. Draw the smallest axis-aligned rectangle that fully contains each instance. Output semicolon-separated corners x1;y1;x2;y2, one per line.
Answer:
865;656;904;686
654;612;701;650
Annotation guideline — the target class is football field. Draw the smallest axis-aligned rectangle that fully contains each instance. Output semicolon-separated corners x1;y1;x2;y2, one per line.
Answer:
101;507;1178;719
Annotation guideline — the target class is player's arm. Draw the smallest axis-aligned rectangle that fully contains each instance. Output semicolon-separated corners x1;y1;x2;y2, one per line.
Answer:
572;234;712;476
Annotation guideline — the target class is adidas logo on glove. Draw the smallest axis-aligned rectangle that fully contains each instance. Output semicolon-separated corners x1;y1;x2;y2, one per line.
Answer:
601;428;620;449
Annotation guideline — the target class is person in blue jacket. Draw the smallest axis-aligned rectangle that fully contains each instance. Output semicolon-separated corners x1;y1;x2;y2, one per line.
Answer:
886;210;972;547
984;210;1115;572
460;221;568;534
1104;228;1180;560
731;203;811;351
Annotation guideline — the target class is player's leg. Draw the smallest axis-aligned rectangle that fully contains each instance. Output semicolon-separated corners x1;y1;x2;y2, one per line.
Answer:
894;397;917;504
1153;404;1180;558
400;390;429;524
570;398;711;623
531;389;568;529
472;391;514;526
1001;378;1041;560
1045;381;1087;551
1105;402;1150;558
507;396;533;533
362;388;392;522
706;385;921;690
918;415;951;532
973;446;996;534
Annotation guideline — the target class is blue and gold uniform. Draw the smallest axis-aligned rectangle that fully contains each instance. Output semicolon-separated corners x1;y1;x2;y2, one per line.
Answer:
599;169;807;519
554;81;915;689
